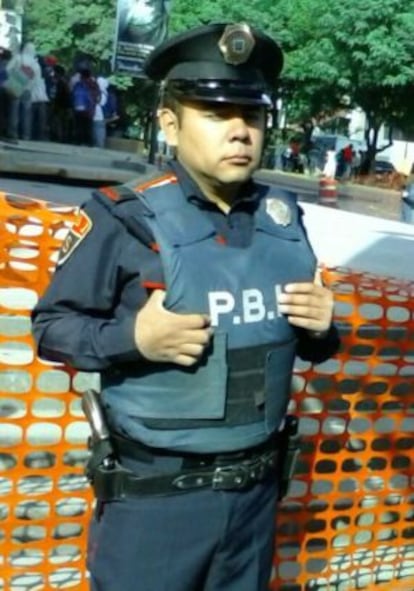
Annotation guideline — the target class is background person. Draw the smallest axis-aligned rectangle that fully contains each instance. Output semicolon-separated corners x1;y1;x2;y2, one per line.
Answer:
92;75;110;148
6;42;39;140
32;22;339;591
31;55;50;141
0;47;12;138
49;64;72;143
71;68;100;146
102;82;121;138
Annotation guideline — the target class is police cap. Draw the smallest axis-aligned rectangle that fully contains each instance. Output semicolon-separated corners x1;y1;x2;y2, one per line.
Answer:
143;22;283;106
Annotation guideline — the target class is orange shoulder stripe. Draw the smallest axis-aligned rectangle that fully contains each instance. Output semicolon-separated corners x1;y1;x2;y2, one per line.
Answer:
99;186;121;201
132;173;178;193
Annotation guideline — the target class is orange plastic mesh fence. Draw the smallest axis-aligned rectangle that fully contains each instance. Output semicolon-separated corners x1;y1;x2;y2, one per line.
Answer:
272;268;414;591
0;193;93;590
0;193;413;591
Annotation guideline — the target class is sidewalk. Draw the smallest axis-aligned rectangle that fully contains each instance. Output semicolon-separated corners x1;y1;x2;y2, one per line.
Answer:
258;169;402;221
0;139;152;184
301;201;414;281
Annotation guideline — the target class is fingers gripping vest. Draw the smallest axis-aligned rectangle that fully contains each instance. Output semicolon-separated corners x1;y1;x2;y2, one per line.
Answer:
102;176;317;453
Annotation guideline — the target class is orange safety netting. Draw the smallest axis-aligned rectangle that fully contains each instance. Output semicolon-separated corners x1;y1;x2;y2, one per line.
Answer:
273;269;414;591
0;192;413;591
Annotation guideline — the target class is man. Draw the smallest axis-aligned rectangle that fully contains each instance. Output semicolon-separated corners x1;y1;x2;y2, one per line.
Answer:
6;42;39;140
0;47;12;137
71;68;99;146
32;22;339;591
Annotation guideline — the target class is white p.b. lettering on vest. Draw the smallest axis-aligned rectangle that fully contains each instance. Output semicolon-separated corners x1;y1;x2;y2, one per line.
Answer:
208;285;284;326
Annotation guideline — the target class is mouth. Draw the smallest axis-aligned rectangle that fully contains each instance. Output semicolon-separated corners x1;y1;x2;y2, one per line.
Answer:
224;155;252;165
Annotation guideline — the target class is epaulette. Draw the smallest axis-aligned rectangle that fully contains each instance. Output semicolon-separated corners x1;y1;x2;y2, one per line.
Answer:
92;185;155;250
96;172;178;205
97;185;139;203
93;172;179;250
128;172;178;194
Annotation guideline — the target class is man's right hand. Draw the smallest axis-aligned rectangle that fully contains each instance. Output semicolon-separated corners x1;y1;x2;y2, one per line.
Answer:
134;289;213;367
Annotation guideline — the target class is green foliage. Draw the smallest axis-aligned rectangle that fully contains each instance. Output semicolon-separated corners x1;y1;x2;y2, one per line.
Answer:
169;0;279;34
23;0;414;162
24;0;116;66
24;0;153;123
274;0;414;163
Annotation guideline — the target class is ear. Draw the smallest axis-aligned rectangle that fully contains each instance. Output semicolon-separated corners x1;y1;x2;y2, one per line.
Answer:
158;108;178;147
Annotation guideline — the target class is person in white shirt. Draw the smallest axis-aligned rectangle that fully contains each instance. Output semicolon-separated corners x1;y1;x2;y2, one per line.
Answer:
7;42;40;140
31;56;50;141
93;76;109;148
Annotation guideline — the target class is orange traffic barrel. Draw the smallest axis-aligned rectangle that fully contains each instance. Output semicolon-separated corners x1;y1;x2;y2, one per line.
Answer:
318;176;338;205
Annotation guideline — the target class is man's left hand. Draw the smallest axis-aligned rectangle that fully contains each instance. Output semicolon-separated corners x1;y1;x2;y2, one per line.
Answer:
277;267;334;335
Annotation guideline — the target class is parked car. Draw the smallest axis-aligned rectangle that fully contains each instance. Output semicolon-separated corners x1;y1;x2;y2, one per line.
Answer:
312;133;366;154
374;160;396;175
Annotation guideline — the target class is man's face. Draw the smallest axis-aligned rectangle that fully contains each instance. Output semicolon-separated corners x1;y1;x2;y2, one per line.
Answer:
161;99;266;192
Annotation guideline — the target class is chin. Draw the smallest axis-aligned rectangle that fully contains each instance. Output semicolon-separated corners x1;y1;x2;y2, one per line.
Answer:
221;165;256;184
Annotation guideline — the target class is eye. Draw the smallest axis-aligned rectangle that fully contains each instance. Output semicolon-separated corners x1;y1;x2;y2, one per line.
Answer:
207;112;226;120
201;105;264;123
244;109;264;123
202;106;228;120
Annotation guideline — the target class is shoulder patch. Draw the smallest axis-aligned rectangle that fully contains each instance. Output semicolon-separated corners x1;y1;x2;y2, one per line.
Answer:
57;210;92;266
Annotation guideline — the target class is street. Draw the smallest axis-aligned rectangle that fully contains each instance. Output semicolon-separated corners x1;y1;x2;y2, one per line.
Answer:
257;169;402;221
0;175;100;206
1;169;412;281
1;166;403;219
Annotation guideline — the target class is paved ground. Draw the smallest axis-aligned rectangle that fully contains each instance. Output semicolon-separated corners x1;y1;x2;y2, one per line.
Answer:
301;201;414;281
1;140;412;281
0;175;96;206
0;139;404;220
334;186;401;220
258;169;402;221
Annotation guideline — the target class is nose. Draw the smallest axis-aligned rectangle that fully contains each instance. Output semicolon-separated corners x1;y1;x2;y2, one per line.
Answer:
229;116;251;143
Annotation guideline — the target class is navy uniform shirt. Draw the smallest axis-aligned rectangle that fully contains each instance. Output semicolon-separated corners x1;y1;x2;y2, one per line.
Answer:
32;160;339;371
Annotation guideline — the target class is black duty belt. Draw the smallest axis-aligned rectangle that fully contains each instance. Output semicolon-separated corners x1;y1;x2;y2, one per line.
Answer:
92;448;279;500
111;431;281;467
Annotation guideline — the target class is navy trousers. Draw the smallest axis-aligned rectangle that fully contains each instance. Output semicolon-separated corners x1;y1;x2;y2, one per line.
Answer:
87;465;278;591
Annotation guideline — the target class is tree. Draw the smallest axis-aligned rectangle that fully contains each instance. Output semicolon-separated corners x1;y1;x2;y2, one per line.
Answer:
24;0;157;125
23;0;414;170
169;0;280;34
24;0;115;68
276;0;414;170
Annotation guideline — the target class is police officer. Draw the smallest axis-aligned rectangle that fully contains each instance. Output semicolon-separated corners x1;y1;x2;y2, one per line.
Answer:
32;22;339;591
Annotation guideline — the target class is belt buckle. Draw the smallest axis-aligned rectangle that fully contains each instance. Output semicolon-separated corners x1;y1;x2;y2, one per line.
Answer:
212;464;250;491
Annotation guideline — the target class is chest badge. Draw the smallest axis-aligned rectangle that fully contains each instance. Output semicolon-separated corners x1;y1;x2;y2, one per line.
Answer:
266;198;292;227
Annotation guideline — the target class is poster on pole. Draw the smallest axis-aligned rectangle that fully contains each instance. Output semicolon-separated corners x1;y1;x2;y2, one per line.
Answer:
113;0;171;77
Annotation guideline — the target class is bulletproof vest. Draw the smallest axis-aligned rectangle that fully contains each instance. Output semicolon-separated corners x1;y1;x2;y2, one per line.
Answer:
101;176;316;453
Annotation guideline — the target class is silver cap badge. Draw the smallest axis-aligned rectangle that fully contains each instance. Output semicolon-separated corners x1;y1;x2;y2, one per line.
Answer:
218;23;256;66
266;198;292;226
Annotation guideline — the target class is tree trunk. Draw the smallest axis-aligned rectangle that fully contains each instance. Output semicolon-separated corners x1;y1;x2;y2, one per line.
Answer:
362;118;380;174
